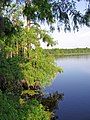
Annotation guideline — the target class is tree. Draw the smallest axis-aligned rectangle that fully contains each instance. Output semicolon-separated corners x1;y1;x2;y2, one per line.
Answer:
1;0;90;30
0;16;62;120
0;0;90;33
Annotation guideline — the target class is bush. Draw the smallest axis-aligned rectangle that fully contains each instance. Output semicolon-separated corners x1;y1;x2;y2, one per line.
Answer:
0;91;51;120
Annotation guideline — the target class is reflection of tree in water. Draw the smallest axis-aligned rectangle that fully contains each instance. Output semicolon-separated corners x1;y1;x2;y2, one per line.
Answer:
21;89;64;119
41;91;64;120
41;91;64;111
0;75;64;120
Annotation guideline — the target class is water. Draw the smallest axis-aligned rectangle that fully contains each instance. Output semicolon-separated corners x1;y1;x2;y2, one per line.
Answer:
45;55;90;120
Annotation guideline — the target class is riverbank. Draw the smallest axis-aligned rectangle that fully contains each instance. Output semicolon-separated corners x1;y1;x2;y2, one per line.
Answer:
44;48;90;57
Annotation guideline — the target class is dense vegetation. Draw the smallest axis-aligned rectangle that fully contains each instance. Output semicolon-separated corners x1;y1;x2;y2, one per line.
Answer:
0;0;90;119
44;48;90;57
0;2;63;120
0;92;51;120
0;23;63;120
0;0;90;32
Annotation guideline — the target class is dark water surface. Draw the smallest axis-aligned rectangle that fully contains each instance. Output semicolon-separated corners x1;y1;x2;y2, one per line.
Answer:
45;55;90;120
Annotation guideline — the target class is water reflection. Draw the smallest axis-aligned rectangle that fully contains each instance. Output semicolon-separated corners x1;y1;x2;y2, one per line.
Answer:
21;89;64;120
45;55;90;120
41;91;64;120
41;91;64;111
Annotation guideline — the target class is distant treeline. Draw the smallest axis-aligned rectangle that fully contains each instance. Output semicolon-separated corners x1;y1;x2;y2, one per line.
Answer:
44;48;90;57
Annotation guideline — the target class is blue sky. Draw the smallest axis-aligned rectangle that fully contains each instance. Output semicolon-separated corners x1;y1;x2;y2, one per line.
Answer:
41;0;90;49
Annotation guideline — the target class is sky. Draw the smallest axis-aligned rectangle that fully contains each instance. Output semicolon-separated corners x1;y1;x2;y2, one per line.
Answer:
50;26;90;48
41;0;90;49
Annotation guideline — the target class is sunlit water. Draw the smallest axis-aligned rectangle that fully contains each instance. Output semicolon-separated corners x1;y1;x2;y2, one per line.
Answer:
45;55;90;120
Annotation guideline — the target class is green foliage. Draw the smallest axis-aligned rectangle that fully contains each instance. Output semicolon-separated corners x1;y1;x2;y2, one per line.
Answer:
22;48;61;86
1;0;90;30
0;25;62;89
84;9;90;27
0;91;51;120
0;52;23;81
0;52;13;81
0;2;63;120
0;24;62;119
23;0;53;24
45;48;90;57
21;0;90;30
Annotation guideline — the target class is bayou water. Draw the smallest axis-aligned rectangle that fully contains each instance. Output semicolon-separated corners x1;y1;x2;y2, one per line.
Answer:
45;55;90;120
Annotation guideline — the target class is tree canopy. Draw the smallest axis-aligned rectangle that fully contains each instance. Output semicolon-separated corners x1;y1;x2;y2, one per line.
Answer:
0;0;90;32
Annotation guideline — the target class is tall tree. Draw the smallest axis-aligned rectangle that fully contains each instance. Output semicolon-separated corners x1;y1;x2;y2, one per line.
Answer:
16;0;90;30
0;0;90;32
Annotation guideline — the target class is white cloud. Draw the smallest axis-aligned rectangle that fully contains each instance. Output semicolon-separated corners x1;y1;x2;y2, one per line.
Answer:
49;27;90;49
